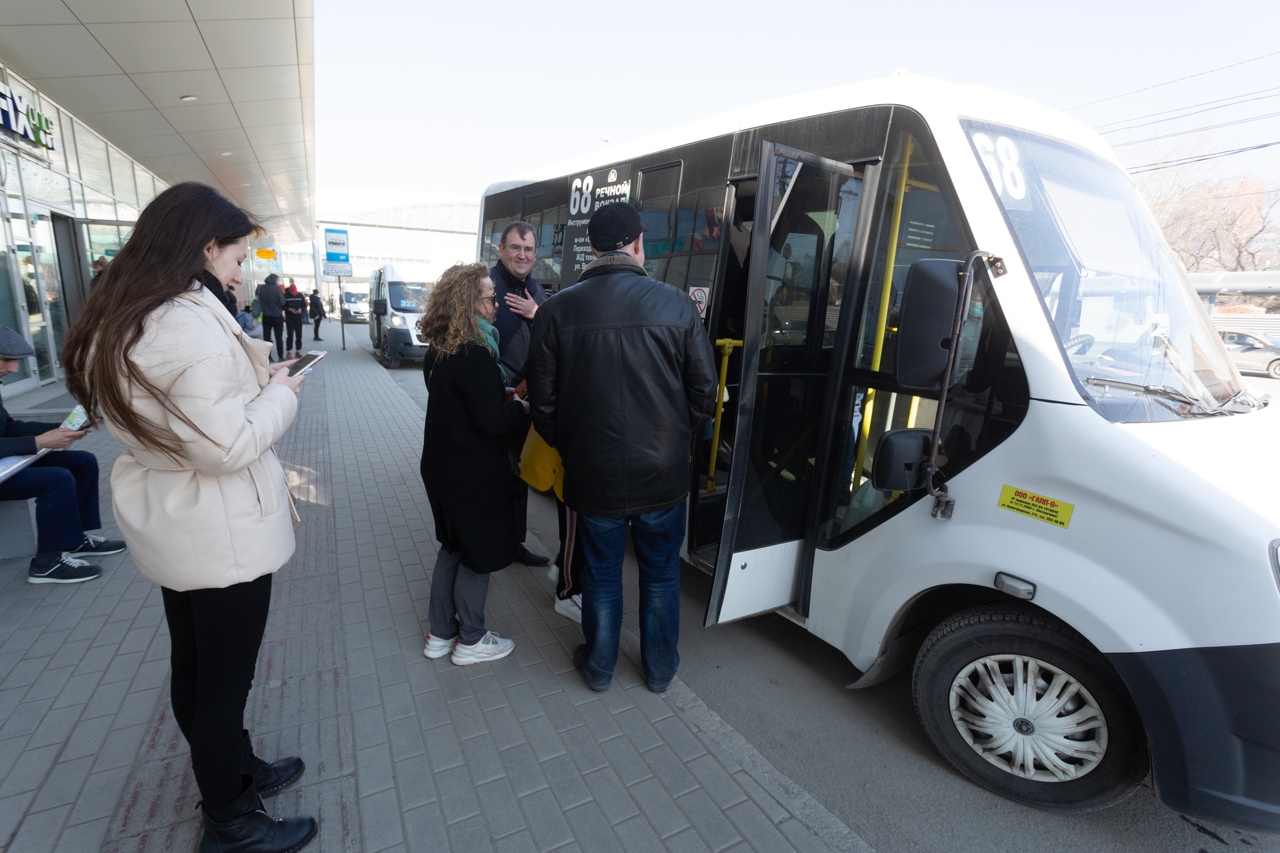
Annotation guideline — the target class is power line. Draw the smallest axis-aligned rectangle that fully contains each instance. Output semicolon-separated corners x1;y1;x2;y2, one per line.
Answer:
1067;50;1280;111
1128;140;1280;174
1111;110;1280;147
1098;88;1280;134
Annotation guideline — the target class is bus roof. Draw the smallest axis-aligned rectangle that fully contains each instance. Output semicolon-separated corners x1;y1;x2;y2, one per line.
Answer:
480;74;1112;198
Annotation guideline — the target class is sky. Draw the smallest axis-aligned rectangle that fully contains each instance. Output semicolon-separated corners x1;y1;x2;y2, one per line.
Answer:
315;0;1280;216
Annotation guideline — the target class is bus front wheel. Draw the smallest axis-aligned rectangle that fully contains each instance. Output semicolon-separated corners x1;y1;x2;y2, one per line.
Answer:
912;605;1147;811
380;339;401;370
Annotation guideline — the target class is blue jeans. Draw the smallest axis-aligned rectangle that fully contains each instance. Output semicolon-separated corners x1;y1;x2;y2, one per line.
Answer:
575;503;685;692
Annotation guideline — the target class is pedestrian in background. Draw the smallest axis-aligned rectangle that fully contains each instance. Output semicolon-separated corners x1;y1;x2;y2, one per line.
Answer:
0;325;126;585
489;221;550;569
256;273;286;362
284;281;306;359
309;289;326;341
418;262;527;666
528;201;717;693
63;182;316;853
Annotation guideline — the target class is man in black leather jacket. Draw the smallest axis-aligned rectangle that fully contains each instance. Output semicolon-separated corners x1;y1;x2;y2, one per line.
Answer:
527;202;716;693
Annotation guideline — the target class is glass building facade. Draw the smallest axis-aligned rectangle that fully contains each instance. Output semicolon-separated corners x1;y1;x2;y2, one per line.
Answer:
0;63;165;395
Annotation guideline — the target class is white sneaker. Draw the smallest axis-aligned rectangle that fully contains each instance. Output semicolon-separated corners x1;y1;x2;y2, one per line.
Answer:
546;565;559;584
553;594;583;624
423;634;455;659
450;631;515;666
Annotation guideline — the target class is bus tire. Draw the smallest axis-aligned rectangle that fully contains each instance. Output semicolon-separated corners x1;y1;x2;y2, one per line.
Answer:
912;605;1147;811
381;339;401;370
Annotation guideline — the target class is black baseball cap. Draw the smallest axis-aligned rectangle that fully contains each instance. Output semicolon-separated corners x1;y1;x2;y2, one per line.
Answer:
588;203;648;252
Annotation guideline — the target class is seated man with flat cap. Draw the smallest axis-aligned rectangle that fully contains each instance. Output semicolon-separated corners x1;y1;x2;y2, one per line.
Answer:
0;325;125;584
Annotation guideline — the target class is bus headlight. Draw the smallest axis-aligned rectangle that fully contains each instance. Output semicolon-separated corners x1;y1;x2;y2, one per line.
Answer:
390;314;404;327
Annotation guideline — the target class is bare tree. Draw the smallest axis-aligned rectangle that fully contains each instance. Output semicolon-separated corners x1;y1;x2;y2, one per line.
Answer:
1139;174;1279;273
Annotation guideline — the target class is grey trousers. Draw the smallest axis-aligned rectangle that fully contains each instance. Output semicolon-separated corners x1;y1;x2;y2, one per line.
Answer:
427;548;491;645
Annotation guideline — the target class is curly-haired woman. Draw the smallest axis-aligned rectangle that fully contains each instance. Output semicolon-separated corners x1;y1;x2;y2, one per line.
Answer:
418;262;527;665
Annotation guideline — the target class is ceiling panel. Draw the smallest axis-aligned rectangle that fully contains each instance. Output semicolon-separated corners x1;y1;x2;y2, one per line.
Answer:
1;0;79;25
130;69;229;106
187;0;296;21
235;99;303;128
77;108;176;139
158;102;241;133
219;65;300;103
181;127;253;152
23;74;152;115
295;18;314;65
200;19;296;69
119;133;192;157
0;25;119;77
0;1;313;243
63;0;193;25
86;22;212;74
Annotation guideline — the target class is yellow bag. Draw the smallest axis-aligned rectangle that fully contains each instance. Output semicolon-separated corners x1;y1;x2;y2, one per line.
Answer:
520;427;563;500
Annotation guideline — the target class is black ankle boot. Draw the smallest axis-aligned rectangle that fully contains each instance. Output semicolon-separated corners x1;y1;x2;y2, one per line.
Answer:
200;777;317;853
241;731;305;797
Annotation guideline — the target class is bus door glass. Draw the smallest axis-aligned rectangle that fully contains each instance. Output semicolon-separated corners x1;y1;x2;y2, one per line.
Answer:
705;143;861;626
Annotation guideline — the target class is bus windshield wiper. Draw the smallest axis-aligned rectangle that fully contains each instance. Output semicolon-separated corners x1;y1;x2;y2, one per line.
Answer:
1082;377;1219;414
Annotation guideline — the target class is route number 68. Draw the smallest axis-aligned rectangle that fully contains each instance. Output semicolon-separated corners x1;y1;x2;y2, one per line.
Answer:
569;175;595;215
972;134;1026;201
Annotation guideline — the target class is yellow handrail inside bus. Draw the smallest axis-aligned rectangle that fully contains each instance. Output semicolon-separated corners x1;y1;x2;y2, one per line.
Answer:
853;134;915;487
706;337;743;490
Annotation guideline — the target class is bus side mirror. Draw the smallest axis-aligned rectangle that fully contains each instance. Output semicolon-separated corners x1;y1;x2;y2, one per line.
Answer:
372;299;387;317
871;428;933;493
896;259;962;391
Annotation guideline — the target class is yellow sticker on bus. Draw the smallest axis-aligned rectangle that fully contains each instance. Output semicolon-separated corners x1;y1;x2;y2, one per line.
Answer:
998;485;1075;529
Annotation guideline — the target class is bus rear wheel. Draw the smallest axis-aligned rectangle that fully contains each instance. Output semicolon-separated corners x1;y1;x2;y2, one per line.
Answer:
912;605;1147;811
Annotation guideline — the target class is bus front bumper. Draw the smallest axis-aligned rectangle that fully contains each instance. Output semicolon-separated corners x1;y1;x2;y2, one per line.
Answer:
1109;641;1280;831
386;327;427;361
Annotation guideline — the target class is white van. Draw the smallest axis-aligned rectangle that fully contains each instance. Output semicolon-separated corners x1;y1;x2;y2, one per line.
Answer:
339;286;370;323
368;264;430;368
479;76;1280;830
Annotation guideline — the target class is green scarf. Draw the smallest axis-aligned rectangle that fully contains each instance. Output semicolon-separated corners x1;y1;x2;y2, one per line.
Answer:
475;315;508;385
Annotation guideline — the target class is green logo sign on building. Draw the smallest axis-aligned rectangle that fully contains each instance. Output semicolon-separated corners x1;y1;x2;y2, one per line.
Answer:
0;83;57;151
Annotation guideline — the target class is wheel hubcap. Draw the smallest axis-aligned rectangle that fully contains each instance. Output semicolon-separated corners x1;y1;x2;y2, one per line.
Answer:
949;654;1107;781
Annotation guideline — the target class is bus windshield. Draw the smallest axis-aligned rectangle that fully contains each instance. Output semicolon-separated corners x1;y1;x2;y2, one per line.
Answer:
962;120;1256;422
388;282;429;312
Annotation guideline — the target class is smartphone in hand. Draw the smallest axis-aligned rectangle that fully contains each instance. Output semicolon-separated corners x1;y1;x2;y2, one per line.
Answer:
61;404;89;431
288;350;327;376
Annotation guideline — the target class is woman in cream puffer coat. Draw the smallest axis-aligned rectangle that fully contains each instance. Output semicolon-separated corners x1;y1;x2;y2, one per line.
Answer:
63;183;317;853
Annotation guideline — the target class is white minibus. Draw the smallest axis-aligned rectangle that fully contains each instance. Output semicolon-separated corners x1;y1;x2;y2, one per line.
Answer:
477;76;1280;830
368;264;430;368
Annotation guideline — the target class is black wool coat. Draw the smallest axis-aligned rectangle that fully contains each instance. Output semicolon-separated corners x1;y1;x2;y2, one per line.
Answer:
420;341;526;572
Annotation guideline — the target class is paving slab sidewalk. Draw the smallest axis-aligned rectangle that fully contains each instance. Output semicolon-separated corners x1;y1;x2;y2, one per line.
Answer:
0;336;871;853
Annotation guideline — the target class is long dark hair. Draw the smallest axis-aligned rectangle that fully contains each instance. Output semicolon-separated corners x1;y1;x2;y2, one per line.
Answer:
63;182;262;455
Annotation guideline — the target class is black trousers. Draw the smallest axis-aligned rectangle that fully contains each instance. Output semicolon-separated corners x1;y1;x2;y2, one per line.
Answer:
261;315;285;359
312;316;323;339
161;573;272;810
0;449;100;554
285;314;304;352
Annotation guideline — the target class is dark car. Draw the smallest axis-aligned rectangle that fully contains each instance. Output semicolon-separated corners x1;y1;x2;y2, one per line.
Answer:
1218;328;1280;379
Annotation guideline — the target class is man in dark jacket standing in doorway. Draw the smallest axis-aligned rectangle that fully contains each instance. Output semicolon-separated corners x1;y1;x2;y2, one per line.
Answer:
527;202;717;693
490;221;550;567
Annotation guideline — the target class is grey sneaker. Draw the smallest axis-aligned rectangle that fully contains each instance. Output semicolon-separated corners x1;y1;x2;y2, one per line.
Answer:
29;553;101;584
451;631;515;666
423;634;455;660
553;594;583;624
68;534;126;557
